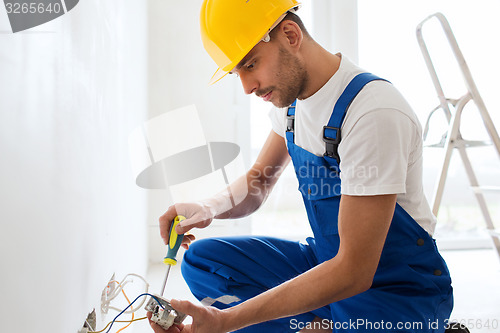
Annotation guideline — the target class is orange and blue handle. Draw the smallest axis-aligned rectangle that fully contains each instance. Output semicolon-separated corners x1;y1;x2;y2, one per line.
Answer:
163;215;186;266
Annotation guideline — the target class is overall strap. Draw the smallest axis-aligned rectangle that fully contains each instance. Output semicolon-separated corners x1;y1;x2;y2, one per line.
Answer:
323;72;389;163
285;99;297;143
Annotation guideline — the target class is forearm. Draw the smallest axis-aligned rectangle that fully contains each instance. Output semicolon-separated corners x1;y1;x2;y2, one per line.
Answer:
202;130;290;221
205;163;285;220
221;255;368;331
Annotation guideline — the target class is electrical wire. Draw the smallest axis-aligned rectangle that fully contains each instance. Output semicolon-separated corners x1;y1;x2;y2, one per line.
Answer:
106;281;132;314
111;274;149;299
104;274;150;314
115;285;134;333
92;274;156;333
105;275;147;303
88;317;148;333
100;293;163;333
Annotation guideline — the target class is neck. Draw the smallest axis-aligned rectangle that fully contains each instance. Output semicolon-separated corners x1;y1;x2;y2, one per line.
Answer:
298;40;341;100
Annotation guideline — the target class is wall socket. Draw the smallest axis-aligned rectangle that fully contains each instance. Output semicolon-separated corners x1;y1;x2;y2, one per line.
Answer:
100;273;116;315
78;309;96;333
78;274;115;333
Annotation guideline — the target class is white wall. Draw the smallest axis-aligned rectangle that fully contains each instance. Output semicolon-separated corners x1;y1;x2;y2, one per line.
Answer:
0;1;148;332
312;0;359;63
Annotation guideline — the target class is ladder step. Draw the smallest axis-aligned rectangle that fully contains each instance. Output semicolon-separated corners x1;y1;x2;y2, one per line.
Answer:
458;140;492;148
471;186;500;193
424;142;446;148
488;229;500;237
424;139;492;148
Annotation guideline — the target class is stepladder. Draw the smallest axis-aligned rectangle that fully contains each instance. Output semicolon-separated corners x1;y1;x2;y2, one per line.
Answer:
416;12;500;260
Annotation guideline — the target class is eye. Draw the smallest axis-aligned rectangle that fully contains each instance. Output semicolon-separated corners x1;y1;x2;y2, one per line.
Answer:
246;61;255;70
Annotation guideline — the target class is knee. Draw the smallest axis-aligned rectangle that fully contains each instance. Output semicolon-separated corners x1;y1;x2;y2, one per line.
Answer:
181;237;223;280
181;237;233;296
183;237;218;264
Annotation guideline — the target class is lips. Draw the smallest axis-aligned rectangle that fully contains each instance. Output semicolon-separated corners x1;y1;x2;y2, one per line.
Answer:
261;91;272;102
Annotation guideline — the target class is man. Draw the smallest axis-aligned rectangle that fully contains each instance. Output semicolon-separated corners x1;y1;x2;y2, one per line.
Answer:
149;0;453;332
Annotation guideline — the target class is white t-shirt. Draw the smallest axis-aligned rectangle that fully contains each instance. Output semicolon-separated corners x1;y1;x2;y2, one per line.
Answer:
269;55;437;235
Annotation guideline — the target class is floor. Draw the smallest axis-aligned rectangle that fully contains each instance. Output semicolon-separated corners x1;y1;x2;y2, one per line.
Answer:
439;249;500;333
132;249;500;332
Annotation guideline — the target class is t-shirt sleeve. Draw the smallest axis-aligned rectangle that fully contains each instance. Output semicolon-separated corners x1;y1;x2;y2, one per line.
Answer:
268;106;287;138
339;108;417;196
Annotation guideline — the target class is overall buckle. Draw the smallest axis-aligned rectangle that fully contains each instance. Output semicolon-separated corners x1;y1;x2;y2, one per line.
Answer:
323;126;341;162
286;115;295;132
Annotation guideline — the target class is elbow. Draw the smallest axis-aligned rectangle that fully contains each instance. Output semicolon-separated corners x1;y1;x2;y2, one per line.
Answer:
334;244;382;296
337;256;377;297
340;266;373;296
354;275;373;295
342;274;373;299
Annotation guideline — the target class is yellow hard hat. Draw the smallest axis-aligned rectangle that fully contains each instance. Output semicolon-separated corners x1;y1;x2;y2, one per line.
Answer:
200;0;301;84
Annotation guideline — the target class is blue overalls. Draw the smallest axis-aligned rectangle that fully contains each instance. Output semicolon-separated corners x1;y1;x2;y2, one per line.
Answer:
181;73;453;332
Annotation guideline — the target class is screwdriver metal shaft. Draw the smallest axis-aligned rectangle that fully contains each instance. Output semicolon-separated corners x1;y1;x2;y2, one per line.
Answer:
160;264;172;297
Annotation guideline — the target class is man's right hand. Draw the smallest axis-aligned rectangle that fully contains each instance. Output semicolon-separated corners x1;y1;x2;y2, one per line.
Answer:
159;202;215;247
148;299;227;333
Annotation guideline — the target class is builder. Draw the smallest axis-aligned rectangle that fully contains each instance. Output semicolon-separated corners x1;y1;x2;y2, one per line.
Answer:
151;0;453;332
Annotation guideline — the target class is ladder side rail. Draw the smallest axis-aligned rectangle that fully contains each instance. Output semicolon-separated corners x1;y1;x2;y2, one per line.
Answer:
432;13;500;156
418;12;500;261
451;98;498;233
431;94;472;215
416;15;453;122
431;93;500;258
456;123;500;258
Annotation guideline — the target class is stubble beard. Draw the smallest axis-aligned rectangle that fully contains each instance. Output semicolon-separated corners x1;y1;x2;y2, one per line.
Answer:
273;46;308;108
256;46;308;108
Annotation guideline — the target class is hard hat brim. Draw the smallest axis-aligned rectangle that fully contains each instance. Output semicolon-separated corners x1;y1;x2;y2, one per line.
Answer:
209;67;229;85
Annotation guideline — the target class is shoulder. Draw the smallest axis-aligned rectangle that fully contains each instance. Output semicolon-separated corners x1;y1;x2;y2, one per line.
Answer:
342;80;421;138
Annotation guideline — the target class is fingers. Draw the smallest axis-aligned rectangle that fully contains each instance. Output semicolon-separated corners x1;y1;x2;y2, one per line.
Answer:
160;202;214;244
159;206;178;243
181;234;196;250
181;234;196;244
170;299;200;317
169;300;223;333
176;216;211;234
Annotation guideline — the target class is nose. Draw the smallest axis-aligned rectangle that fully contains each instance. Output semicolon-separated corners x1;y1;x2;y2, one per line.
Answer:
238;72;258;95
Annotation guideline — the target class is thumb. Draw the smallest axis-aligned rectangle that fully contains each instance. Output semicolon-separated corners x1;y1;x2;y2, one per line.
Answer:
170;299;200;316
176;218;197;234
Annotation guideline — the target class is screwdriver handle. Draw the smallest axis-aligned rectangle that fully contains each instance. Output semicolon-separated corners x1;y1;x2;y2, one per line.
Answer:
163;215;186;266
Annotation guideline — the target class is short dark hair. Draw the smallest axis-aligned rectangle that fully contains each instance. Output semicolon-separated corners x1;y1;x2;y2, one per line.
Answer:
270;10;311;39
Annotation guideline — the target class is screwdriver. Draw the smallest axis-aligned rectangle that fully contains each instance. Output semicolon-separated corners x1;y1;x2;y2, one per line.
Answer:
160;215;186;296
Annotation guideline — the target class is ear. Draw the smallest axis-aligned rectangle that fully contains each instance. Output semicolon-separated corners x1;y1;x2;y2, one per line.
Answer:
279;20;303;52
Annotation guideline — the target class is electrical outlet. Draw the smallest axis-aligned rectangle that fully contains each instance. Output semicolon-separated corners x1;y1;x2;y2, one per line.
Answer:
79;309;96;333
145;294;187;330
100;273;116;315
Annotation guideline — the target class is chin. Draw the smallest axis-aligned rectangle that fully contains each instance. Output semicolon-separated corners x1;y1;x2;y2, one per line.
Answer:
270;96;285;108
274;98;295;108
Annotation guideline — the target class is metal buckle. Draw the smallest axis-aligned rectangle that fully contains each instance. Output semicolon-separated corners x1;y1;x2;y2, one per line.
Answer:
322;126;341;160
286;115;295;132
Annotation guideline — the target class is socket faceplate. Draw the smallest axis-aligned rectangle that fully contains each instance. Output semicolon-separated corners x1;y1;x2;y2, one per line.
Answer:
145;294;187;330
